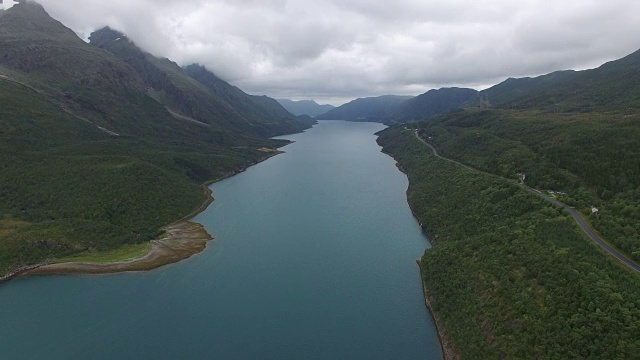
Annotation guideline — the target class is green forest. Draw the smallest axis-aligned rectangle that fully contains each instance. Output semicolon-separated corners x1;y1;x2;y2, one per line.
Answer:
414;109;640;263
377;127;640;358
0;78;287;276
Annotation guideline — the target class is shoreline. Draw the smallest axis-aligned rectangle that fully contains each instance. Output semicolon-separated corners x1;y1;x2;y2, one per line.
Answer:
18;150;285;279
25;221;212;275
0;264;45;283
380;144;453;357
417;260;458;360
382;149;440;245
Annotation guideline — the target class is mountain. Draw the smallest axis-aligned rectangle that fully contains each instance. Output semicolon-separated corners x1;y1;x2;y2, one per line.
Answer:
0;2;312;277
182;64;315;132
90;27;312;137
276;99;335;117
391;87;478;122
0;2;142;92
316;88;477;124
0;2;164;138
482;48;640;112
479;71;578;108
316;95;413;123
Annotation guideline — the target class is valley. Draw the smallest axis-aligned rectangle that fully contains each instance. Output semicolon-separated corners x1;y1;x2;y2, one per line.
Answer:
1;0;640;358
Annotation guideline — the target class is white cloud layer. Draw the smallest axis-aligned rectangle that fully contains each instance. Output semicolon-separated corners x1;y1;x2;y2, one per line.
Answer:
25;0;640;104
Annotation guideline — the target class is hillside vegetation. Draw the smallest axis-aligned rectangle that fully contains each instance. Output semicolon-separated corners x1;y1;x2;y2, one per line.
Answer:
415;109;640;262
377;43;640;358
481;49;640;112
0;2;309;277
378;127;640;358
0;65;284;277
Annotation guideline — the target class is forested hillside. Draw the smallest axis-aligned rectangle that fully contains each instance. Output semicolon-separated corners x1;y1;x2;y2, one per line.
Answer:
481;49;640;112
377;45;640;358
0;2;311;278
414;109;640;262
378;127;640;358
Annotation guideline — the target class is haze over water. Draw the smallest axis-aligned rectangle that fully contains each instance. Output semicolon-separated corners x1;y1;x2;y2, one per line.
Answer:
0;121;441;359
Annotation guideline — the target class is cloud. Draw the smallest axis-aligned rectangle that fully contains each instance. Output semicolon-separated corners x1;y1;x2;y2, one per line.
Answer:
34;0;640;105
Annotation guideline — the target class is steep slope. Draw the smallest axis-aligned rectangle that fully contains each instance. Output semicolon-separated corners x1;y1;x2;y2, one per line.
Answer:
316;95;412;123
90;28;312;137
482;48;640;112
0;2;143;92
378;126;640;358
184;63;315;132
248;94;317;130
0;2;299;278
479;71;577;108
0;3;255;147
277;99;335;117
391;87;478;122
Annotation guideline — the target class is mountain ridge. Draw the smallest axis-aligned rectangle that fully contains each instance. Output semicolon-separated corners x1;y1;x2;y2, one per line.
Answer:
277;99;335;117
481;48;640;112
391;87;478;122
316;95;413;123
90;27;312;137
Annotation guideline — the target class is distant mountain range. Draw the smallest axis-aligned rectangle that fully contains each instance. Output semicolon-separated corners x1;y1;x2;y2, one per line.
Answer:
315;46;640;124
276;99;335;117
315;89;478;124
316;95;413;123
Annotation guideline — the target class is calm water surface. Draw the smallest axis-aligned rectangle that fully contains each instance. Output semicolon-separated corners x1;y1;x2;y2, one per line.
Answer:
0;121;442;359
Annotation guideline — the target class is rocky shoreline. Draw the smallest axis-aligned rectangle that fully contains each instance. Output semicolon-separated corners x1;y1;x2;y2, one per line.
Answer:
0;264;45;283
24;221;212;276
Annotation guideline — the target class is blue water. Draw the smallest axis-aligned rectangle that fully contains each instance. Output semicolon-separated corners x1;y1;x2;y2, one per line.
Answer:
0;121;441;359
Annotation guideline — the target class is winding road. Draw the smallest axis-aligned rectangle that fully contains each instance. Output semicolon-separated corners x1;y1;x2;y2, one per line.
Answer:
410;129;640;273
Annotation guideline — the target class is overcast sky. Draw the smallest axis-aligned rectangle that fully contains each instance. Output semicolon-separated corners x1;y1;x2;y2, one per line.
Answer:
7;0;640;105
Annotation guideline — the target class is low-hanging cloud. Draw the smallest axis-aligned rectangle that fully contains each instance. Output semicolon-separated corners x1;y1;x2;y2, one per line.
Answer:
27;0;640;104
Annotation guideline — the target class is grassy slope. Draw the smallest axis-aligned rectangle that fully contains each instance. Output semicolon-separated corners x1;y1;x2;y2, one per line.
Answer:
378;127;640;358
